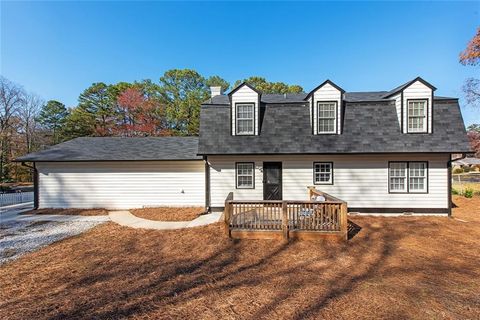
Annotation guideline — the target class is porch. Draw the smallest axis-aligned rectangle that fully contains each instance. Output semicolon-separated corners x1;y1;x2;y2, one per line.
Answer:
223;187;348;241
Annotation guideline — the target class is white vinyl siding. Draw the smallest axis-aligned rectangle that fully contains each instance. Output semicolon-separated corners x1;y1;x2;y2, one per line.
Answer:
314;162;333;184
317;103;336;134
236;104;254;135
231;85;259;135
391;93;402;128
37;161;205;209
236;162;254;189
402;80;433;133
407;100;427;133
310;82;342;134
209;154;448;211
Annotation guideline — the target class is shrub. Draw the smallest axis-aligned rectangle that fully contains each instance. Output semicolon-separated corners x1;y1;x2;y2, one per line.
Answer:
464;188;474;198
453;167;463;174
463;167;471;173
451;188;459;195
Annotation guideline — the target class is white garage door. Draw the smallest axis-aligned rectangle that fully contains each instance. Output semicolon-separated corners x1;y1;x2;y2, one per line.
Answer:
37;161;205;209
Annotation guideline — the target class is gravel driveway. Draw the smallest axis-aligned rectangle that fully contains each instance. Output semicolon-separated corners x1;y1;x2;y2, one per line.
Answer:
0;219;104;264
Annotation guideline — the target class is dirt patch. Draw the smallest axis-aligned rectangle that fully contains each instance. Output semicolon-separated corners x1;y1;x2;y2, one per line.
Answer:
22;208;108;216
131;207;204;221
0;196;479;319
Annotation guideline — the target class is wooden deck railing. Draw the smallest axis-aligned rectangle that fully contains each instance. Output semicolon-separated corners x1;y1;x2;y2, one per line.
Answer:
224;188;348;241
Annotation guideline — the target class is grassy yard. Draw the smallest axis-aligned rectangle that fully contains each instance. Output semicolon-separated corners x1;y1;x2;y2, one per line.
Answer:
1;196;479;319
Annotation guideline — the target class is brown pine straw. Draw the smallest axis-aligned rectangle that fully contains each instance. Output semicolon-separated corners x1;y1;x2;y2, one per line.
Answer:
131;207;204;221
1;195;479;319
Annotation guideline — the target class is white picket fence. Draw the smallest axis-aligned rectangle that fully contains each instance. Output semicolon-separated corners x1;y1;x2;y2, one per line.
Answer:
0;192;34;208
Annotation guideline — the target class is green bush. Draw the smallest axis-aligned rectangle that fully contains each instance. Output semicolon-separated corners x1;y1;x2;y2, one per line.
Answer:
453;167;463;174
464;188;474;198
463;167;471;173
451;188;459;195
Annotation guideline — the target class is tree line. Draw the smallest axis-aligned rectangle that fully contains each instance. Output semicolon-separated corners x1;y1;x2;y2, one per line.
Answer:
2;25;479;185
0;69;303;183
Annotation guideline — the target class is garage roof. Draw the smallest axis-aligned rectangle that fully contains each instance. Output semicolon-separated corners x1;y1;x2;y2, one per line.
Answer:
15;137;202;162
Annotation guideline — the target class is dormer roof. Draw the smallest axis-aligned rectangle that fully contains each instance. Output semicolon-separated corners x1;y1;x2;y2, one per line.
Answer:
227;82;262;96
304;79;345;100
382;77;437;98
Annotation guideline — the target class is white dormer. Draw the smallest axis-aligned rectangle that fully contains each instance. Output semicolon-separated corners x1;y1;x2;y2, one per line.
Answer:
305;80;344;135
229;82;261;136
384;77;436;134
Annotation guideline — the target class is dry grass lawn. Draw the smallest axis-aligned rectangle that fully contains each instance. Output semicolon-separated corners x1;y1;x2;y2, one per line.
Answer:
452;182;480;195
22;208;108;216
1;196;479;319
131;207;204;221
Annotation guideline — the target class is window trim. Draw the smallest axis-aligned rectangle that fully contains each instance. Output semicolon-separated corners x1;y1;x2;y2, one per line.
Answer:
316;101;338;134
235;162;255;189
235;103;255;136
406;99;428;134
388;161;429;194
313;162;334;185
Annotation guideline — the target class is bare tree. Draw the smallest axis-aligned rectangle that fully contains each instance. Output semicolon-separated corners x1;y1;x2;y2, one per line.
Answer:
0;76;25;181
18;92;43;153
460;27;480;108
462;78;480;108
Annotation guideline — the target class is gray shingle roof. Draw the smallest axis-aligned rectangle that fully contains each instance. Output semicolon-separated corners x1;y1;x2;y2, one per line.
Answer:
454;157;480;166
198;100;471;154
203;92;455;105
15;137;202;162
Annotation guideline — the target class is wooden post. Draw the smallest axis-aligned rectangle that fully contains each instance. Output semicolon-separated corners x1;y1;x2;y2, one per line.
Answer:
224;192;233;238
340;202;348;240
282;201;289;241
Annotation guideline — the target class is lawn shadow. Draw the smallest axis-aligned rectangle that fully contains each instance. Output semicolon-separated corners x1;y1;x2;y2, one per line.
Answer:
5;213;478;320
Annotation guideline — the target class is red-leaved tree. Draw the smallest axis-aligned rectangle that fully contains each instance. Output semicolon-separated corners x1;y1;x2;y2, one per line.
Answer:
467;131;480;157
117;87;170;136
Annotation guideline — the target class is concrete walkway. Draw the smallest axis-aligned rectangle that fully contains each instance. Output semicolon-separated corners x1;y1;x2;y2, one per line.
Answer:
109;210;223;230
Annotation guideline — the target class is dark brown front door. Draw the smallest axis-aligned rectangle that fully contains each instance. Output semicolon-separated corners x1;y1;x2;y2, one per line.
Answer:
263;162;282;200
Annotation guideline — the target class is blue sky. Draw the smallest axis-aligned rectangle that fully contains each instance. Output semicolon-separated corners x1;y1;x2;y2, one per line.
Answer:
1;1;479;126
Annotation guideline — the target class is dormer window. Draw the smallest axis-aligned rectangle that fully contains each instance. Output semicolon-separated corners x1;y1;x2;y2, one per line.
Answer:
407;99;427;133
317;102;337;134
236;103;254;135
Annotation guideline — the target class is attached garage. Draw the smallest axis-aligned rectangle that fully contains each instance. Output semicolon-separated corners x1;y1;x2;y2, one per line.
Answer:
16;137;206;210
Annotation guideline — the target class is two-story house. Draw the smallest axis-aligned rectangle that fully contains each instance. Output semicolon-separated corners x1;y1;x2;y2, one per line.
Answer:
16;77;472;216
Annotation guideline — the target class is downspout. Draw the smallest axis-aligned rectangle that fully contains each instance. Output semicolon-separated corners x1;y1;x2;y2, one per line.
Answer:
203;156;211;213
21;162;38;210
448;153;468;218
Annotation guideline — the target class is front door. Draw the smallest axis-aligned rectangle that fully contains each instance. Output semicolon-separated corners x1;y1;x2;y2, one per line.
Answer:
263;162;282;200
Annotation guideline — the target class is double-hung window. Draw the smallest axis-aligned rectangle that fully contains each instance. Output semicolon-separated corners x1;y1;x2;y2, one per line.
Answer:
313;162;333;184
389;162;407;192
407;100;427;133
389;161;427;193
236;103;254;135
236;162;254;189
408;162;427;192
317;102;337;134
